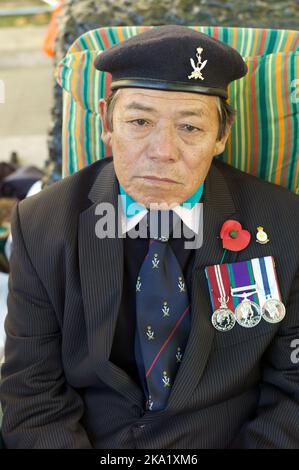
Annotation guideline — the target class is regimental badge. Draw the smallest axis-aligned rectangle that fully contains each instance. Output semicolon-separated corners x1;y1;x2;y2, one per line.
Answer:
178;276;186;293
146;325;155;340
256;226;269;244
176;347;183;363
162;371;171;388
152;253;160;269
188;47;207;81
162;301;170;318
147;395;154;411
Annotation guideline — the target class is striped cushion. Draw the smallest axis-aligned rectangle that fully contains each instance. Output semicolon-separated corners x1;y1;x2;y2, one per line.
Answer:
227;53;299;190
56;26;299;193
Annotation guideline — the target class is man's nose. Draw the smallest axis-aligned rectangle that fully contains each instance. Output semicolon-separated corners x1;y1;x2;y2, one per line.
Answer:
147;125;179;162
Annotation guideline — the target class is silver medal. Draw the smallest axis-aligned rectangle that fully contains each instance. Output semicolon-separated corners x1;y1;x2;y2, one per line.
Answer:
212;307;236;332
211;296;235;332
231;285;262;328
251;256;286;325
235;299;262;328
262;298;286;323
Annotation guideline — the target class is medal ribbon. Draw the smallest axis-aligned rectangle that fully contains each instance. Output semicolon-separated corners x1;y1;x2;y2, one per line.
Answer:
205;264;235;312
205;258;281;316
250;256;282;306
227;260;259;308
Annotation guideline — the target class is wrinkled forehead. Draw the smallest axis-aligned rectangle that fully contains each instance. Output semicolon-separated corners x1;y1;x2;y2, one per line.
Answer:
113;88;219;117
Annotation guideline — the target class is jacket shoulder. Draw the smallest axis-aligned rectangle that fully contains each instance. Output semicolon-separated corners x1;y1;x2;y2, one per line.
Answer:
215;159;299;212
17;158;112;234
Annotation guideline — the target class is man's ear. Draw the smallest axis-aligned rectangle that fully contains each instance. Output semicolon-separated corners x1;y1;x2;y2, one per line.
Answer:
99;99;112;147
213;125;231;157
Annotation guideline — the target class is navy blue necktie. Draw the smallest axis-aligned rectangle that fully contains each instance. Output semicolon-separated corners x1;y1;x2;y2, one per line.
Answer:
135;211;191;411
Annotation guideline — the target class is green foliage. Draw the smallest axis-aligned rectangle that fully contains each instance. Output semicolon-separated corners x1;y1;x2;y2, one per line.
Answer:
63;0;299;30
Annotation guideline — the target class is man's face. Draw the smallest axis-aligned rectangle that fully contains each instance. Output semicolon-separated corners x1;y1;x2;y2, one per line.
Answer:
100;88;229;208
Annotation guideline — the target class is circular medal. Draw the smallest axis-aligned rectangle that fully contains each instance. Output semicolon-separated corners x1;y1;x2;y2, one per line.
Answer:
212;308;235;332
235;300;262;328
262;298;286;324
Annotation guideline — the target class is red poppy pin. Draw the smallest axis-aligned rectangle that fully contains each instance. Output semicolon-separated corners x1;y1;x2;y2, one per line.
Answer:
220;220;251;252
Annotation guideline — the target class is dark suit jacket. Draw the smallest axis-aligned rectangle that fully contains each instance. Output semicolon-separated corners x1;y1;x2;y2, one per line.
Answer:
0;157;299;449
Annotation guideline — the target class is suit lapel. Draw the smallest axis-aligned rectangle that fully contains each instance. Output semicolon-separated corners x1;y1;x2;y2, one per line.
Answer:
168;160;239;410
78;158;241;410
78;160;143;407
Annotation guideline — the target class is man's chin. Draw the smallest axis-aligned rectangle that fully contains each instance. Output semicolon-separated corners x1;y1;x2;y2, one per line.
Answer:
136;196;184;210
123;184;186;208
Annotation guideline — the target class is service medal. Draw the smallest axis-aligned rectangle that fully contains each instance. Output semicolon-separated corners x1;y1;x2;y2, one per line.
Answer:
212;307;236;332
234;298;262;328
205;264;236;332
262;298;286;323
228;259;262;328
251;256;286;324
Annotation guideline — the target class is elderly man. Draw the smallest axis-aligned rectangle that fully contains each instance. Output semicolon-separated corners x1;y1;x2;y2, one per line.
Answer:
0;25;298;449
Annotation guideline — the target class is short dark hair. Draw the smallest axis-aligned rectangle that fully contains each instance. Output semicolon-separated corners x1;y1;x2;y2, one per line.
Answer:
216;97;236;140
105;89;235;141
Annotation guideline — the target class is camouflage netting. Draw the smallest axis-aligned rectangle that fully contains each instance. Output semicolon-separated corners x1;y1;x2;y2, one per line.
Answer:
45;0;299;183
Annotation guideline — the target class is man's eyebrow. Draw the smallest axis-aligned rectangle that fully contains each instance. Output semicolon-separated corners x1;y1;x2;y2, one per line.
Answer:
124;102;207;118
125;102;157;113
176;109;207;118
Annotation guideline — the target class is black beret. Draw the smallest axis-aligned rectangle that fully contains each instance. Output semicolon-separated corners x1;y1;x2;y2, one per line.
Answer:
94;25;248;99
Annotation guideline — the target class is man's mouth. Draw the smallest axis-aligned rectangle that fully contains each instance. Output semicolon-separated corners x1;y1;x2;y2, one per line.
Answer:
141;176;179;184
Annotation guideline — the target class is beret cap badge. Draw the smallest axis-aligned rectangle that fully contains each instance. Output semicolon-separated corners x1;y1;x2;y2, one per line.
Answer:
94;25;248;99
188;47;207;81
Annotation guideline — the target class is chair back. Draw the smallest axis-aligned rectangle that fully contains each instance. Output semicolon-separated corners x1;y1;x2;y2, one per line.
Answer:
56;26;299;193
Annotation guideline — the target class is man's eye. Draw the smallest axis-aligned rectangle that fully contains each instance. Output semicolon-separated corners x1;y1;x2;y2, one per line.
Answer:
181;124;199;132
131;119;148;126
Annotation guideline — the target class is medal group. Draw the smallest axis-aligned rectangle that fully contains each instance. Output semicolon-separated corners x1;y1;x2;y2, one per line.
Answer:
205;256;286;332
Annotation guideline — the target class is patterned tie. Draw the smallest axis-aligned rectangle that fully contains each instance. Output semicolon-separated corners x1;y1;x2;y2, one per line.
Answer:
135;211;191;411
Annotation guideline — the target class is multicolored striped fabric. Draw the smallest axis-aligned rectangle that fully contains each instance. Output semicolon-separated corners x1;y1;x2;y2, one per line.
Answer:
55;26;299;193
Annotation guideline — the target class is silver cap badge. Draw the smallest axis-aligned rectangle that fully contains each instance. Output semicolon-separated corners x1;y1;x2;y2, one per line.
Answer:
188;47;207;81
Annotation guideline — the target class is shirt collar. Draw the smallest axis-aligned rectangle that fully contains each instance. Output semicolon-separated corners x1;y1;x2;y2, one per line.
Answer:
119;181;204;235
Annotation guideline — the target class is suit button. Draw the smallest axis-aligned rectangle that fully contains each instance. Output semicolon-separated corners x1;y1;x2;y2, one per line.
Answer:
132;424;146;437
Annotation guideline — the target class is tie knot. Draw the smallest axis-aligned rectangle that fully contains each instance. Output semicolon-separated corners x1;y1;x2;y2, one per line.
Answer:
146;210;179;241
